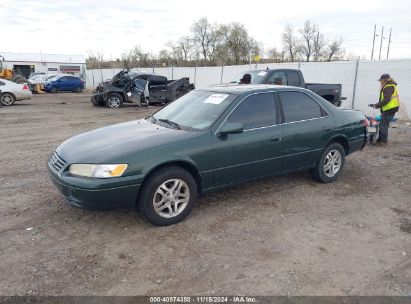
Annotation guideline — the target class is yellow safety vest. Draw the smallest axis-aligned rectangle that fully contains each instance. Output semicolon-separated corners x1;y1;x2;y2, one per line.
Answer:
380;84;399;111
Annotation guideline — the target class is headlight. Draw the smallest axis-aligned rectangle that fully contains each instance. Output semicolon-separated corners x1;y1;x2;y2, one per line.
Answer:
69;164;128;178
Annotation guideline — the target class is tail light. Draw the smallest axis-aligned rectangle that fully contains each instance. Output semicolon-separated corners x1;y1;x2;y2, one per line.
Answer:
22;84;30;91
80;80;85;83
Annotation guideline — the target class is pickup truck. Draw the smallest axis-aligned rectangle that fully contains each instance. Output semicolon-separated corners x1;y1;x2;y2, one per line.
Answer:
231;68;345;106
91;70;195;108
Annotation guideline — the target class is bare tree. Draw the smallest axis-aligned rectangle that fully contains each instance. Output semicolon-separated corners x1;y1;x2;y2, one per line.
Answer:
267;47;284;62
299;20;318;62
326;38;344;61
313;31;327;61
191;17;220;63
217;23;261;65
281;24;301;62
86;50;104;69
120;52;131;69
168;36;195;65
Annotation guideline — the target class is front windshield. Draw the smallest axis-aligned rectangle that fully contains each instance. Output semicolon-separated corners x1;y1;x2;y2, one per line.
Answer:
230;70;268;84
152;90;237;130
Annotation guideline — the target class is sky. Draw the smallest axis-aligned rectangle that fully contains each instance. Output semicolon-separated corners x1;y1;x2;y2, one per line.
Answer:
0;0;410;60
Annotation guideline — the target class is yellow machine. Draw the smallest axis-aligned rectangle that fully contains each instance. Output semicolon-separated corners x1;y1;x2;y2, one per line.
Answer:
0;55;45;93
0;56;14;81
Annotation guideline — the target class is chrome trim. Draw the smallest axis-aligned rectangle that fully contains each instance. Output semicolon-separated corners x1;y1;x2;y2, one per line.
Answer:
244;124;280;132
281;116;327;125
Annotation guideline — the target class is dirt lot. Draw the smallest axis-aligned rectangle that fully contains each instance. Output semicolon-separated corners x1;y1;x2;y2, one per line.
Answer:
0;93;410;296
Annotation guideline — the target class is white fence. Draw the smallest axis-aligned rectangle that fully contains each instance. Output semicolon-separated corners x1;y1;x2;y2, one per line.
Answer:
85;59;411;119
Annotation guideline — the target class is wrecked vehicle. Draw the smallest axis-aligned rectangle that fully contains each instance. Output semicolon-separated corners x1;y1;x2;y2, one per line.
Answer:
91;70;195;108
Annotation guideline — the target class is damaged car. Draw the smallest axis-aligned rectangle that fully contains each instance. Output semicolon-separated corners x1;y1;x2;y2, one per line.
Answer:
91;70;195;108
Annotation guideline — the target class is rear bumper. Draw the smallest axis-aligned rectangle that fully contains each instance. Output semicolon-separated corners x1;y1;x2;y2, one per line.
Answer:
349;136;368;154
15;91;32;100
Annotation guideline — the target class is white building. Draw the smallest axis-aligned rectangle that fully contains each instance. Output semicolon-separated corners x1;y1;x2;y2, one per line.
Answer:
0;52;86;78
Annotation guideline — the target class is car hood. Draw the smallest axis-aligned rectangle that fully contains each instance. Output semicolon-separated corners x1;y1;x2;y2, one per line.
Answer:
56;119;200;164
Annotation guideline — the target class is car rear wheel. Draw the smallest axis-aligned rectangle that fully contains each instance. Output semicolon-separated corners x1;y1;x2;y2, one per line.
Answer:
310;143;345;183
74;86;82;93
1;93;16;106
50;86;58;94
105;93;123;108
138;166;197;226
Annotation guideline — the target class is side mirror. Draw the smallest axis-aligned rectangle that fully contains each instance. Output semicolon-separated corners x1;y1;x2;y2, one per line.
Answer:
218;122;244;135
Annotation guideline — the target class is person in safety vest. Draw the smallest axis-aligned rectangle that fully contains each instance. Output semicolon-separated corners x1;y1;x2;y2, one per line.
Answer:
368;74;399;146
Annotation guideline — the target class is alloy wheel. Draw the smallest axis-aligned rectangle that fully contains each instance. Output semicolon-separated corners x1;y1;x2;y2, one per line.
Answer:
1;94;14;106
107;97;120;108
152;179;190;218
323;149;342;177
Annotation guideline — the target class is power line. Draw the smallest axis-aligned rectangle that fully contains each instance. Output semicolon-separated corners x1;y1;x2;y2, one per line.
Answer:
371;24;376;60
378;26;386;60
387;28;392;59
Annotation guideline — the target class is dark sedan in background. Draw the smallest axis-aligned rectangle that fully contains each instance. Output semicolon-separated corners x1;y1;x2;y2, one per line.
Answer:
48;85;367;225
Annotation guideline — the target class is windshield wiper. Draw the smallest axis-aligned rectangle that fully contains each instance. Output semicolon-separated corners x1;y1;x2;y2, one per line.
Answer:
158;118;181;130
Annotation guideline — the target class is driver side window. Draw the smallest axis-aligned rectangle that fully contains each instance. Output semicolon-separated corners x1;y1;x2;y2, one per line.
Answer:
226;93;276;130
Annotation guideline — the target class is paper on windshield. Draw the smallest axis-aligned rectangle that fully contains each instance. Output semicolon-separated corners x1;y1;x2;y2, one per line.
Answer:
203;94;229;104
257;71;267;76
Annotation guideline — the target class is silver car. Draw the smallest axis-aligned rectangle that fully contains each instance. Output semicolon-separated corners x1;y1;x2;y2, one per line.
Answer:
0;78;32;106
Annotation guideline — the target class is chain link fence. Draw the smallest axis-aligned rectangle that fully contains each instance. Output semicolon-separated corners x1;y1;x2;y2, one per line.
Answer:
85;59;411;119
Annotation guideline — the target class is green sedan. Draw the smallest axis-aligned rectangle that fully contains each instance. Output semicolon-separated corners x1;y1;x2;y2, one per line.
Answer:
48;85;367;225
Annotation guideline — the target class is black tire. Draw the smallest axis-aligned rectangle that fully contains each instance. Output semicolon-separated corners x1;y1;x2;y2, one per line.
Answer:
74;86;82;93
310;143;345;183
138;166;198;226
105;93;123;108
50;86;58;94
1;93;16;106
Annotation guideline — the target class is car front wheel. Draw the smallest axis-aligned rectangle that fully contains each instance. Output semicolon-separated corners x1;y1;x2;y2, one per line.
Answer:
105;93;123;108
311;143;345;183
138;166;197;226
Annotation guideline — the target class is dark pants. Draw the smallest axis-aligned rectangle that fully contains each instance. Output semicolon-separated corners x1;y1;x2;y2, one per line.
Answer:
378;112;396;142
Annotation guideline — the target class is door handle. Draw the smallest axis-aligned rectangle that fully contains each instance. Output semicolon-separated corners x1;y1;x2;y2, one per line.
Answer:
323;126;332;132
270;137;282;142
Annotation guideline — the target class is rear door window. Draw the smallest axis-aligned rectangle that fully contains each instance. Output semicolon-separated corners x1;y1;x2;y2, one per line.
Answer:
287;71;301;86
279;91;322;123
226;93;276;129
267;71;287;85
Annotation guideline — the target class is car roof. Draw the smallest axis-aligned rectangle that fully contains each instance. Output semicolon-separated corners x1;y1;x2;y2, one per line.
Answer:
198;84;302;94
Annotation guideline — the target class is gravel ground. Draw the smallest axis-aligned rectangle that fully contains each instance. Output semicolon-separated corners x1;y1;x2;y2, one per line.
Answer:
0;93;410;296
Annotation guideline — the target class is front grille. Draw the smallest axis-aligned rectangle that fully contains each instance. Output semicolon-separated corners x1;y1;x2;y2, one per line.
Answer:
49;152;67;172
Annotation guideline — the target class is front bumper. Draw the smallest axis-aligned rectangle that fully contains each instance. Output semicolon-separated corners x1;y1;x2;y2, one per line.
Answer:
47;155;143;210
91;92;105;103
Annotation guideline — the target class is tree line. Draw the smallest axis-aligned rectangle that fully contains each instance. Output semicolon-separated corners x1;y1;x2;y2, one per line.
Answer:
87;18;347;69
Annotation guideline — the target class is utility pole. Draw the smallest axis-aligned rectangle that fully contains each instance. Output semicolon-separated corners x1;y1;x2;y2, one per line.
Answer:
378;26;385;60
371;25;377;60
386;28;392;59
